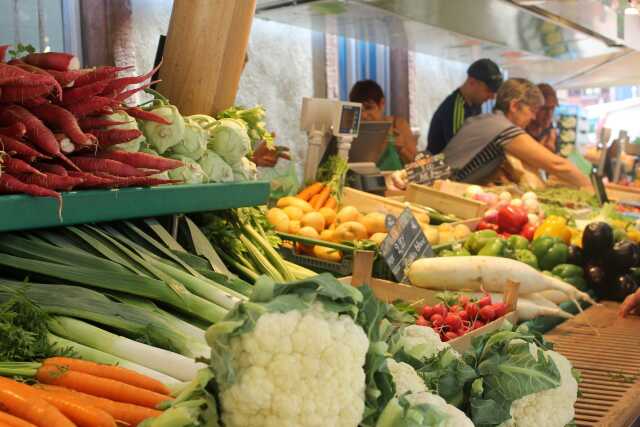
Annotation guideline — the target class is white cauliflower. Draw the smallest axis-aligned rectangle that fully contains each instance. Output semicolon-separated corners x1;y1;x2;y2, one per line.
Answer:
213;304;369;427
499;347;578;427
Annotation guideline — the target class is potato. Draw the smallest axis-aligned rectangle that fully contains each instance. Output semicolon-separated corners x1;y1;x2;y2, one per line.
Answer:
361;212;387;235
313;245;342;262
288;220;301;234
437;223;454;232
320;229;335;241
276;196;313;213
336;206;360;223
283;206;304;221
267;207;288;227
438;230;456;244
369;232;388;245
319;207;337;226
301;211;326;234
422;225;439;245
453;224;471;240
334;221;368;241
414;211;430;225
297;226;319;255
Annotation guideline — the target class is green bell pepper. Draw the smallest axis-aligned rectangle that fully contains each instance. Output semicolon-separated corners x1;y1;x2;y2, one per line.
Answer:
507;235;530;251
514;249;539;269
464;230;498;254
441;248;471;257
478;238;506;257
564;276;589;291
531;236;569;271
551;264;587;291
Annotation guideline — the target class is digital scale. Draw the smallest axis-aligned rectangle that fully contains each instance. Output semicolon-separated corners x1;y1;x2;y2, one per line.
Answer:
300;97;389;193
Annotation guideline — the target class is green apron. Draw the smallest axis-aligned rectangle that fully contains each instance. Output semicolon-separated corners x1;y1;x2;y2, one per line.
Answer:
376;120;404;171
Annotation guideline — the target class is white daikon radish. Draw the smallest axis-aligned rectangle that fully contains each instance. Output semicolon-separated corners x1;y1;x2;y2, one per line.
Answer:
534;290;571;305
407;256;596;305
462;292;574;321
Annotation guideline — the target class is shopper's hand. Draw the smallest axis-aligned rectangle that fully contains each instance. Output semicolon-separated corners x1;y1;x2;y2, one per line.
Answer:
386;170;408;191
619;289;640;317
252;139;290;167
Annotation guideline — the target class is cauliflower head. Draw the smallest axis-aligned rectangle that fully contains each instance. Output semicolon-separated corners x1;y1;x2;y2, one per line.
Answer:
499;347;578;427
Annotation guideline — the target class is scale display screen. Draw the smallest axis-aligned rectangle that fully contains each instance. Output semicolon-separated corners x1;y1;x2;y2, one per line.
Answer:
339;105;360;135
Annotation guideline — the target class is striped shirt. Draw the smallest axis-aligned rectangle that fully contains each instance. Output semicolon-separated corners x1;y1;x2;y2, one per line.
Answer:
427;89;482;155
442;111;525;184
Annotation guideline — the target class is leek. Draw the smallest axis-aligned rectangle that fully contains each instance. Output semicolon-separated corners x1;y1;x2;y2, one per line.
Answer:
47;333;183;387
239;234;284;282
48;316;205;382
243;223;294;281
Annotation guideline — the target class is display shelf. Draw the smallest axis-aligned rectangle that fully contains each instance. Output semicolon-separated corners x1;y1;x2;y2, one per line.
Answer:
0;181;270;232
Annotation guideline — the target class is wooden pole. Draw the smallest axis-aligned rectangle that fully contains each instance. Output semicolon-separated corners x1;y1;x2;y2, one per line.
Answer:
158;0;256;116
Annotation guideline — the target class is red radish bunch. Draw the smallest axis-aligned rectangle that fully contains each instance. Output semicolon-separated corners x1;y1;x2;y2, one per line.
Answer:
414;294;509;341
0;48;183;206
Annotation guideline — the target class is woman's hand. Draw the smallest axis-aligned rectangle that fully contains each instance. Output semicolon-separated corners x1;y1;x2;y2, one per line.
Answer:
252;139;290;167
620;289;640;317
386;170;408;191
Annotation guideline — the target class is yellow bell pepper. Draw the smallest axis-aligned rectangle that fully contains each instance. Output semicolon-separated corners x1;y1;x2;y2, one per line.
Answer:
534;216;572;244
570;228;583;247
627;228;640;243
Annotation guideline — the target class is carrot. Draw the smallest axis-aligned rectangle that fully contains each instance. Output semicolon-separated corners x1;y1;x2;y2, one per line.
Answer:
34;385;160;427
61;80;111;106
101;62;162;98
23;52;80;72
29;104;93;146
66;171;116;188
96;150;183;171
9;63;63;98
297;182;324;201
0;45;8;62
73;65;134;88
324;195;337;209
77;117;130;130
16;173;84;191
125;107;172;125
312;185;331;209
0;105;79;170
0;122;27;140
66;97;120;119
43;358;171;395
44;69;88;87
0;411;36;427
0;386;74;427
34;163;68;176
71;157;148;177
309;193;320;206
0;63;59;88
0;136;48;162
0;85;55;103
0;174;62;203
2;155;46;176
93;173;181;188
36;364;173;409
22;97;50;108
89;128;142;147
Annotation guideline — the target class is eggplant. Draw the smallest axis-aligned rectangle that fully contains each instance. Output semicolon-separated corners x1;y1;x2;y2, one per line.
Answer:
582;222;613;261
585;264;608;299
607;274;639;302
610;240;640;274
566;245;583;266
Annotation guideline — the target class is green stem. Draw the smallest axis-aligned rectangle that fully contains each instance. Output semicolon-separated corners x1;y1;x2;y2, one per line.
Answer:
243;224;293;281
239;234;284;282
219;250;259;282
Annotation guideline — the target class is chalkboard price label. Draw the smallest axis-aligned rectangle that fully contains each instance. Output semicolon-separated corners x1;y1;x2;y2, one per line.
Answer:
380;207;434;283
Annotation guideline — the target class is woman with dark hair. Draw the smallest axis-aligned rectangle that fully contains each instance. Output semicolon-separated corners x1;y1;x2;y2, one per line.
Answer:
390;78;590;189
349;80;417;169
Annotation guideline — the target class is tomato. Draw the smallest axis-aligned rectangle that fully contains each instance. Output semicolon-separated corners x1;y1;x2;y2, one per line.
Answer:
492;302;508;318
458;310;469;322
421;305;434;319
416;316;429;327
458;295;470;306
479;306;496;322
432;303;448;318
472;320;486;330
444;331;459;341
444;313;462;331
465;303;480;319
449;304;460;313
478;294;492;307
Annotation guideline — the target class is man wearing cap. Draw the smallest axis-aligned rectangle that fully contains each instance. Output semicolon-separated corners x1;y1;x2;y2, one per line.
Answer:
427;58;503;155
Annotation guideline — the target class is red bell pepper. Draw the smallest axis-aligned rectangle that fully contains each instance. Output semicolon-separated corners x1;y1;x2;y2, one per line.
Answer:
477;221;500;231
497;205;528;234
520;222;537;241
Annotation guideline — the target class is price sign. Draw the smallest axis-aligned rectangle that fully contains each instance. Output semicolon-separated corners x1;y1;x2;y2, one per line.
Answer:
380;208;434;283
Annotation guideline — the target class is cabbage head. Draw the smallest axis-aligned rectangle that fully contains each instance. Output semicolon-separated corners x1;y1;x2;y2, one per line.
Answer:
167;155;206;184
141;105;185;154
231;156;257;182
100;111;145;152
169;118;207;160
199;150;234;183
208;118;251;165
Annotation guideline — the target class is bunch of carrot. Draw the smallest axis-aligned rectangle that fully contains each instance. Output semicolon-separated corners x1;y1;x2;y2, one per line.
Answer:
297;181;337;210
0;357;172;427
0;46;184;205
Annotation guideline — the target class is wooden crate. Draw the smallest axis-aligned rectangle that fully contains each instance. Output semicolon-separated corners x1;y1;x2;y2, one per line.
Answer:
545;302;640;427
431;180;522;198
406;183;487;220
605;183;640;202
342;187;432;222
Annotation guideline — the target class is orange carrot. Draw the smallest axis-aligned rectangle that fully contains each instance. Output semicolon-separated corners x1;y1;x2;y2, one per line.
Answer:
313;186;331;210
0;411;36;427
34;385;160;427
43;358;170;395
36;365;172;409
324;196;337;209
297;182;324;201
0;387;74;427
0;377;114;427
309;194;320;206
